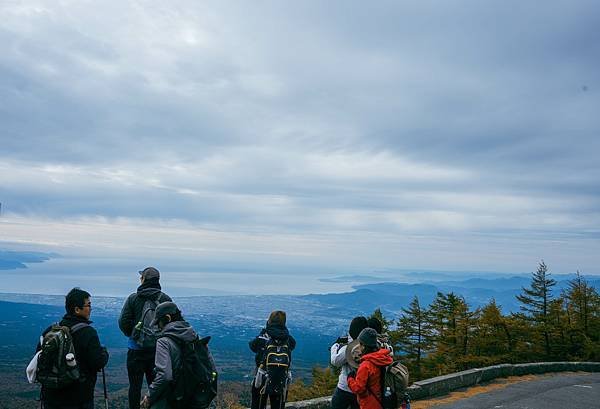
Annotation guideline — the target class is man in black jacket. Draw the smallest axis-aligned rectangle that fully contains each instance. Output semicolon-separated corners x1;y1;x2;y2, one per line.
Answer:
40;287;109;409
249;310;296;409
118;267;171;409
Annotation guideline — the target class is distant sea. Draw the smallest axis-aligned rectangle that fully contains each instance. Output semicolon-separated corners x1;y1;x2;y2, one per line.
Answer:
0;256;361;296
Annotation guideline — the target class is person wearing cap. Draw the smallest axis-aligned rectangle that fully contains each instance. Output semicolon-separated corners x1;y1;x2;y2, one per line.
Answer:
119;267;172;409
347;328;393;409
329;316;368;409
140;302;208;409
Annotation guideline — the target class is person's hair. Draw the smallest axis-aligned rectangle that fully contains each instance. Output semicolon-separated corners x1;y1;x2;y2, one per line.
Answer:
367;317;383;334
267;310;286;326
349;316;368;339
65;287;91;315
361;344;378;355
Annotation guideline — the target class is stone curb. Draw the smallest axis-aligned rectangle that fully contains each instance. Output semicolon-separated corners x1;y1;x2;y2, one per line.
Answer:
276;361;600;408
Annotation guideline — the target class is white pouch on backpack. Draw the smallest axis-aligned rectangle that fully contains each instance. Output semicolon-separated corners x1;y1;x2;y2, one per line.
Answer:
26;336;44;384
253;367;268;389
26;351;41;384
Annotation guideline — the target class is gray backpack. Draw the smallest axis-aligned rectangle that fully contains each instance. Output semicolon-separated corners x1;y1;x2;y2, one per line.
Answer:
132;298;160;348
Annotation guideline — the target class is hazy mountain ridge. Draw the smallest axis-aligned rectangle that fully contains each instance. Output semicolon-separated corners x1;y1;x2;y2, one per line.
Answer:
1;273;598;376
0;250;56;270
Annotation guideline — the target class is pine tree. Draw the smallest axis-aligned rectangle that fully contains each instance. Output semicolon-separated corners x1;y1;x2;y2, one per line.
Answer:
474;299;512;358
566;271;597;337
369;308;392;333
516;260;556;357
393;296;432;379
564;272;600;359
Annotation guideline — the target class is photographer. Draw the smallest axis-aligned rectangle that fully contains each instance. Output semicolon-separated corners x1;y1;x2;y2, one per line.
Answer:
329;316;368;409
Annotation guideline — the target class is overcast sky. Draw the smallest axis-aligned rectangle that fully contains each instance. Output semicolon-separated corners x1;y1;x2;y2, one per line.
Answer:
1;0;599;289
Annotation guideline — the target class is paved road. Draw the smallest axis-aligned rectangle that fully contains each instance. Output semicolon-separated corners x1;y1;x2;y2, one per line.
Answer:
428;372;600;409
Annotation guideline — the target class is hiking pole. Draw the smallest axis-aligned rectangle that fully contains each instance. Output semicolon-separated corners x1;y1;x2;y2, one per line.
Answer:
102;367;109;409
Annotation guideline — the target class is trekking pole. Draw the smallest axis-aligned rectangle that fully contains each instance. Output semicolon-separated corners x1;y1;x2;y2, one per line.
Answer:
102;367;109;409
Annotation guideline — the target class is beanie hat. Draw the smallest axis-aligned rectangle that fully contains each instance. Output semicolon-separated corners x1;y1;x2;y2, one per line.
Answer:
367;317;383;334
358;327;378;348
267;310;286;326
349;316;368;339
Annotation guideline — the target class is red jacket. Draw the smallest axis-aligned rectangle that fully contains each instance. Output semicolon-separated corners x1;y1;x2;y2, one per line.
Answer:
347;348;393;409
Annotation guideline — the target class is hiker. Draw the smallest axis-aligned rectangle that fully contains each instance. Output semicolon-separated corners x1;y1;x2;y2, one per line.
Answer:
249;310;296;409
367;317;394;355
36;287;109;409
140;301;217;409
347;328;393;409
119;267;172;409
330;316;369;409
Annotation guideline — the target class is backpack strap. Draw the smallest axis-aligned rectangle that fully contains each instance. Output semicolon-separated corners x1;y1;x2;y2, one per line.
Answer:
160;333;193;383
161;333;184;346
70;323;90;334
366;366;385;405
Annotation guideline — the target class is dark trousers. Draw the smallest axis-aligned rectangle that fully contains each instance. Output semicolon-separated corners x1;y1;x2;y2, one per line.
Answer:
43;401;94;409
331;387;359;409
127;349;156;409
251;384;285;409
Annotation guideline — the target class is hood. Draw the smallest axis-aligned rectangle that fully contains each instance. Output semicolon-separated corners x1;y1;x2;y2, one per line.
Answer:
60;313;92;327
161;320;198;343
137;278;162;299
265;323;290;341
361;348;393;367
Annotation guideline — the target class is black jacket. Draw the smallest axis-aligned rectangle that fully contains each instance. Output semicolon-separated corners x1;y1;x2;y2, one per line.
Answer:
249;324;296;367
118;279;171;339
39;314;109;405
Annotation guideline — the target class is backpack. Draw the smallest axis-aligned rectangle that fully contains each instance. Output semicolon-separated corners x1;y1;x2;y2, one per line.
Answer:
164;334;218;409
36;322;89;389
381;361;410;409
260;337;291;395
132;297;160;348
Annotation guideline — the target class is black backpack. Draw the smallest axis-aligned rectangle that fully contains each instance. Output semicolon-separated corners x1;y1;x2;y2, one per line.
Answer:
261;337;291;395
36;322;89;389
131;297;160;348
163;334;218;409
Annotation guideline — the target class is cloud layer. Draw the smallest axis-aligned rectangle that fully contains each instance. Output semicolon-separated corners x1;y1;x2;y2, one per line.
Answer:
1;1;599;278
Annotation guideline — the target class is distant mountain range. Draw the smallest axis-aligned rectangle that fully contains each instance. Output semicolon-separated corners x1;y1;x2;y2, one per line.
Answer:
0;250;55;270
306;274;600;316
0;273;598;382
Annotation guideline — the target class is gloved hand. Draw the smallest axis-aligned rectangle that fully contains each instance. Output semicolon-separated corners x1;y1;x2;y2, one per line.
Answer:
347;369;357;379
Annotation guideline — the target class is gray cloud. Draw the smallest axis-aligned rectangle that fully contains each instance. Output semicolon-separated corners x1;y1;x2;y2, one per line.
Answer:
1;1;599;276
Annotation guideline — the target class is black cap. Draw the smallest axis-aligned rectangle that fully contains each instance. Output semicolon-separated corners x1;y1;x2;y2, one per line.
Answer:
139;267;160;280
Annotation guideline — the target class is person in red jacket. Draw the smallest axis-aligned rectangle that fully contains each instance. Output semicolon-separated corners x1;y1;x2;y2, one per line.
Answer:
347;328;393;409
